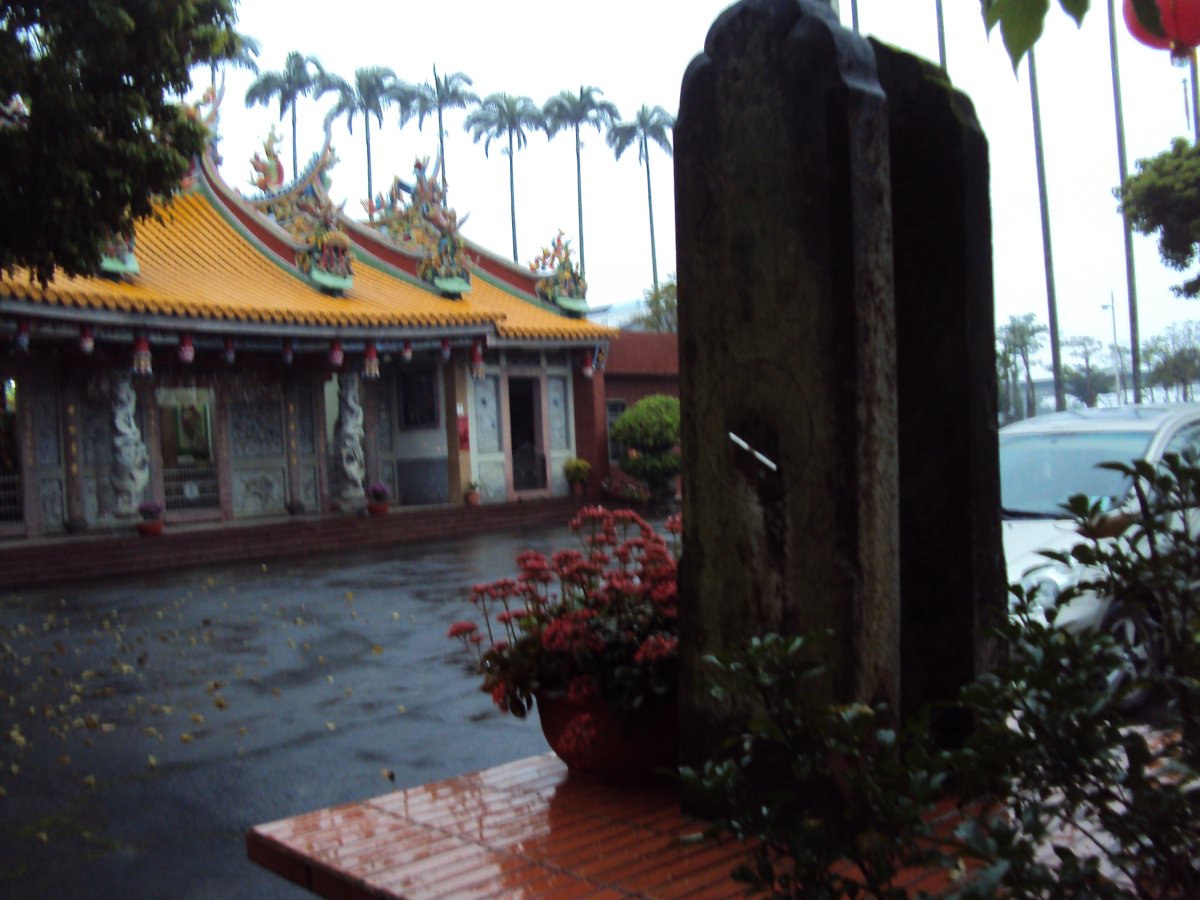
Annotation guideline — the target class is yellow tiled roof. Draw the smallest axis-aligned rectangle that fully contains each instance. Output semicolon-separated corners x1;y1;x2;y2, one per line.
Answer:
0;185;614;342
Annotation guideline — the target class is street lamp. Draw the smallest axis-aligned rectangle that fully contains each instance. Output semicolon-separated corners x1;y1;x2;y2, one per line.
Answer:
1103;297;1125;405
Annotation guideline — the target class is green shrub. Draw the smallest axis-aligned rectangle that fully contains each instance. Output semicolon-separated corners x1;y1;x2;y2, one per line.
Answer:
609;395;680;487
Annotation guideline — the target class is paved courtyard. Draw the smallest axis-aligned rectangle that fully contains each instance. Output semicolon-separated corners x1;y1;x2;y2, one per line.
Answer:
0;521;584;899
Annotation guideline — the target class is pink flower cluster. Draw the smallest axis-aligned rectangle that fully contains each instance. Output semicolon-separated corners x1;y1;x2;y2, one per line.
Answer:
447;505;681;719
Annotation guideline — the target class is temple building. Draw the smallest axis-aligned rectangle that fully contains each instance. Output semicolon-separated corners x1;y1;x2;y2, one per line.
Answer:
0;98;614;540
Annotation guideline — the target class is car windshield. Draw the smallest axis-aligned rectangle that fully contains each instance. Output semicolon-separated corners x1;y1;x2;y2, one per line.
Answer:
999;429;1154;517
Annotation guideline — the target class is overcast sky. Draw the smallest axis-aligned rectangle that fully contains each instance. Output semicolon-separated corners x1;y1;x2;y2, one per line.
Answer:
200;0;1200;361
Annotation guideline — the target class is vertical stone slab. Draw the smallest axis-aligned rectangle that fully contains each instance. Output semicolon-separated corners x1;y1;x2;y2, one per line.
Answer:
442;356;471;504
871;41;1006;736
676;0;899;771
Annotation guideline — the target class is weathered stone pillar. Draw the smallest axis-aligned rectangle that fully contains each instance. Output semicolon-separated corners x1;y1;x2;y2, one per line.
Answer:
283;376;306;514
334;372;365;510
871;41;1006;736
110;374;149;518
443;355;472;505
60;377;87;532
676;0;899;771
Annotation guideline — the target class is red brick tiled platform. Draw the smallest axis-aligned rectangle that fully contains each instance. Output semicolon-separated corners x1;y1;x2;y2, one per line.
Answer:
247;753;971;899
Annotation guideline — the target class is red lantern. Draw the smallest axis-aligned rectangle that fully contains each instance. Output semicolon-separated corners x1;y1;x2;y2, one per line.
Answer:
329;340;344;368
581;350;594;380
363;341;380;379
15;320;29;352
178;334;195;364
223;337;236;365
79;325;94;355
402;340;413;363
440;339;451;361
133;335;152;376
1124;0;1200;56
470;338;484;381
282;338;294;366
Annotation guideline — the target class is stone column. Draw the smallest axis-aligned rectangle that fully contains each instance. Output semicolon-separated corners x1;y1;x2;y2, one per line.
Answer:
871;40;1006;737
676;0;899;770
443;355;472;504
61;379;87;532
334;372;365;510
283;377;305;514
110;374;149;518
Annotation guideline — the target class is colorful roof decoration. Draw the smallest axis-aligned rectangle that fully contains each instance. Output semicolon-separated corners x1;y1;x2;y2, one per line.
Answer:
529;231;589;317
0;112;614;346
367;155;472;297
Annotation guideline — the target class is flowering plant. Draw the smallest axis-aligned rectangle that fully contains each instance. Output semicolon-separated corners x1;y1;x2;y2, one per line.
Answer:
137;501;163;521
366;481;391;503
448;506;681;722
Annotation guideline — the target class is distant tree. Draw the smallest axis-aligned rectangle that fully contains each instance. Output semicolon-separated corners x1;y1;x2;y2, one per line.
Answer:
320;67;414;217
543;86;620;276
998;313;1047;418
995;329;1022;422
0;0;237;284
1118;138;1200;299
610;395;681;492
409;67;478;193
1143;322;1200;401
1062;335;1114;407
628;276;678;333
464;93;544;263
607;105;674;292
245;51;327;182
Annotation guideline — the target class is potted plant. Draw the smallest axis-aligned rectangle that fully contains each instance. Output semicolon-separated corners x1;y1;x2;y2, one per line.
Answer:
463;480;481;507
365;482;391;516
136;501;164;537
562;457;591;496
448;506;682;780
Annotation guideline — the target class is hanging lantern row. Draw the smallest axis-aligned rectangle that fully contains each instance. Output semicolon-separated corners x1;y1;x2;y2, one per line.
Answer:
363;341;380;379
133;336;152;376
1124;0;1200;57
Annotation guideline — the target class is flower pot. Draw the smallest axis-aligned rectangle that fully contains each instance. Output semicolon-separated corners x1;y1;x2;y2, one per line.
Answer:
136;520;164;537
366;501;389;517
536;692;677;783
570;481;584;497
464;490;481;507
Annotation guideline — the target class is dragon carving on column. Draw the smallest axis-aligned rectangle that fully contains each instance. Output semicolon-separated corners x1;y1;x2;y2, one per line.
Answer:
334;373;365;508
111;376;150;517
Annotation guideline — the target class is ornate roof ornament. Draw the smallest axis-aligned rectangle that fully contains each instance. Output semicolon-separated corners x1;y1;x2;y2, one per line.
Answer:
99;229;140;278
368;154;473;298
529;231;588;317
186;74;225;163
243;120;354;294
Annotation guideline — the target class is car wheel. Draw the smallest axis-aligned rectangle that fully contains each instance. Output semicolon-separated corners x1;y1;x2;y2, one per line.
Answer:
1101;602;1161;711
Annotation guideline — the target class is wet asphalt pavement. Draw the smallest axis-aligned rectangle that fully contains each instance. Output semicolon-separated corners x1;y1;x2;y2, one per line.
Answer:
0;521;584;899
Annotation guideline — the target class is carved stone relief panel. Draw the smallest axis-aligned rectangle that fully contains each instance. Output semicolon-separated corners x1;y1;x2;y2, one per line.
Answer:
478;460;507;502
548;376;568;451
300;463;318;508
33;378;61;468
40;477;63;528
233;468;285;516
378;381;394;453
231;400;284;458
474;376;501;454
296;386;316;455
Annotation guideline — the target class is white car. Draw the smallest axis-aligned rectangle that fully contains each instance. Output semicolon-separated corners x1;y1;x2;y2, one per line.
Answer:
1000;403;1200;701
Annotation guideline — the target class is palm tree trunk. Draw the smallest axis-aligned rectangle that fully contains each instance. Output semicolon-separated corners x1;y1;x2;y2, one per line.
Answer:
643;135;659;292
508;131;518;263
1028;49;1065;412
437;105;448;193
575;125;585;275
290;104;298;184
365;117;374;221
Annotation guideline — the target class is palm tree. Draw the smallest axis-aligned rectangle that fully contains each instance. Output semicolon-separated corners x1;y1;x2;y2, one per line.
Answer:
543;86;619;276
320;67;415;218
207;30;260;94
244;52;327;182
607;105;674;291
409;67;478;193
464;93;544;263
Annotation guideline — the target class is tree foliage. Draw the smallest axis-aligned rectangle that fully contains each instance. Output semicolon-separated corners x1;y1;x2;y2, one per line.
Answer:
981;0;1164;67
610;395;680;488
1144;321;1200;400
997;313;1047;419
628;276;677;333
1062;335;1113;407
1119;138;1200;298
0;0;238;284
608;104;674;291
410;67;478;192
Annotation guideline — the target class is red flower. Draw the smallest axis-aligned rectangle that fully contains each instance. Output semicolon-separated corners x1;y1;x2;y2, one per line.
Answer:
447;621;478;639
634;635;678;664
